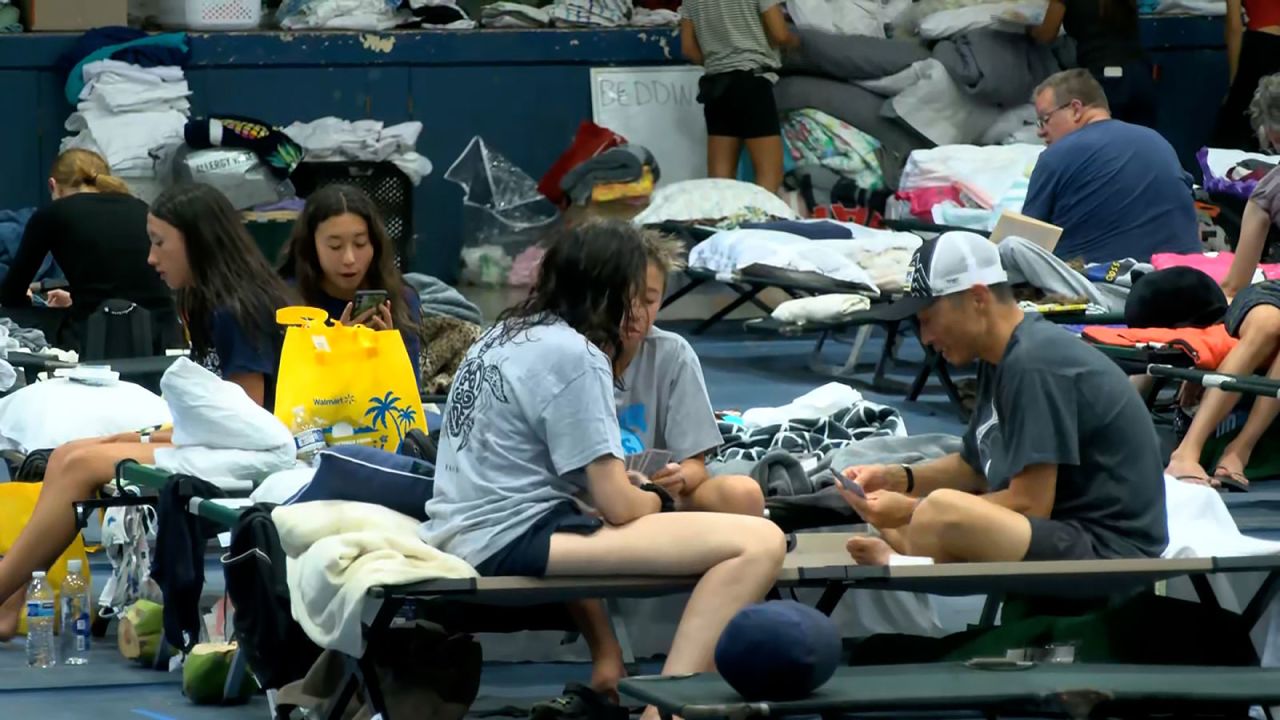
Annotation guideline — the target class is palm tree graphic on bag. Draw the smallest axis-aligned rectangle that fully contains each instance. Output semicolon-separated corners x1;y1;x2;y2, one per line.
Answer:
364;391;419;448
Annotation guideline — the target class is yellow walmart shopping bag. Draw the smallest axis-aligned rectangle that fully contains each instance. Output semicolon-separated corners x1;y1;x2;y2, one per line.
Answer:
275;307;427;453
0;482;92;635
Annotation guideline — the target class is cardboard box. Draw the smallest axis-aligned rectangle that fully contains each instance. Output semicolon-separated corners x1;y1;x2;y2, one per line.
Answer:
21;0;128;31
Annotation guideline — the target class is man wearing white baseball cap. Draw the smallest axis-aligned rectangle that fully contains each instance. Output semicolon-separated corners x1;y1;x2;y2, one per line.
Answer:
838;231;1167;565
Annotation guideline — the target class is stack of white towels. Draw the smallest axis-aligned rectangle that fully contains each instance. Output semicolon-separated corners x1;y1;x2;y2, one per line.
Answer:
283;117;434;185
61;59;191;179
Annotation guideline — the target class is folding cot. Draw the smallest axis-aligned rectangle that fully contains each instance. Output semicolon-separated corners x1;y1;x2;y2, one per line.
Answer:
621;662;1280;719
615;554;1280;720
76;462;1280;720
745;308;1126;416
339;548;1280;720
662;264;878;336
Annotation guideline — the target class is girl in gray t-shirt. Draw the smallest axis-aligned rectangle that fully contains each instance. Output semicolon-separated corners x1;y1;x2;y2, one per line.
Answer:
421;220;785;712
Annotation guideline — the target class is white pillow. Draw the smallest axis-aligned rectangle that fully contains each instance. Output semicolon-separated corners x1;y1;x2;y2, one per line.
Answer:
633;179;798;226
0;378;171;452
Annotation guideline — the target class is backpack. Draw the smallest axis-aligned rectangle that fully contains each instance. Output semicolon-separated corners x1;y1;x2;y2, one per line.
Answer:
222;503;322;691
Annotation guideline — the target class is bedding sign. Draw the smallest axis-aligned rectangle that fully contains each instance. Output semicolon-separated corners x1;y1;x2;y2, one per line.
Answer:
590;66;707;187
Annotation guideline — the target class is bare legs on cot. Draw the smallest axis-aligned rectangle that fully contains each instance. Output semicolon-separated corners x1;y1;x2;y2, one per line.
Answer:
846;489;1034;566
1166;305;1280;487
0;437;162;640
549;512;785;720
571;475;767;699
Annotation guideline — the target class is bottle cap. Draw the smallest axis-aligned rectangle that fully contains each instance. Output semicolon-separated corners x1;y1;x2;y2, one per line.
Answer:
32;571;45;578
67;559;82;573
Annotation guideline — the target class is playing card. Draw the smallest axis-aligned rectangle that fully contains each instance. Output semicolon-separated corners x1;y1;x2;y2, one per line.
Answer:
642;450;673;477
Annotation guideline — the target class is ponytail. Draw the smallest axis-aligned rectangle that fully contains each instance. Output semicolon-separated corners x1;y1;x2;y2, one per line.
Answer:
50;149;131;196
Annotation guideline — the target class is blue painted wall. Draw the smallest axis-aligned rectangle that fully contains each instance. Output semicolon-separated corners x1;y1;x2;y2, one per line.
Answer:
0;20;1229;283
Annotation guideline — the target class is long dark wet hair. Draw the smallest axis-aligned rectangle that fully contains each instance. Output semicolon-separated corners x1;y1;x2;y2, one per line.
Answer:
279;184;415;332
495;219;649;376
149;183;295;361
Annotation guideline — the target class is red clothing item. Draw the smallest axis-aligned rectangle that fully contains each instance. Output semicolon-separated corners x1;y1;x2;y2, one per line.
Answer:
1082;324;1238;369
1246;0;1280;31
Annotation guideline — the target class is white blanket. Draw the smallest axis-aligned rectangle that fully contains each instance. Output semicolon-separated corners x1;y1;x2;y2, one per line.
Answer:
879;59;1003;146
689;229;880;294
898;143;1044;208
273;501;477;656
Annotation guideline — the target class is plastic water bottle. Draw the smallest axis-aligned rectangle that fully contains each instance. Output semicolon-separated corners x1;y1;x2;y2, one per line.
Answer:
25;571;55;668
59;559;91;665
291;406;326;464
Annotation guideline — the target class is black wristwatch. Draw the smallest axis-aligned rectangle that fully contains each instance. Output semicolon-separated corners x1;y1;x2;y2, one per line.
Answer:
640;482;676;513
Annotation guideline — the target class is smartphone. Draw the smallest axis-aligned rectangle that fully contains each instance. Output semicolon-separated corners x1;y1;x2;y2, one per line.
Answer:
352;289;388;318
837;472;866;498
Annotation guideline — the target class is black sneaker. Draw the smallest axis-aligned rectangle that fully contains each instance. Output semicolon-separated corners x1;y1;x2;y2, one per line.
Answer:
530;683;629;720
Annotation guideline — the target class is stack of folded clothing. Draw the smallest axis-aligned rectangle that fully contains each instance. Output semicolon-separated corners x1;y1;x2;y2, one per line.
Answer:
559;145;659;206
480;1;551;26
60;30;192;191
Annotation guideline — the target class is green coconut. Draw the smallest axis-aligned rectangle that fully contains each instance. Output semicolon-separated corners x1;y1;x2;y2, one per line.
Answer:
118;599;165;666
183;642;257;705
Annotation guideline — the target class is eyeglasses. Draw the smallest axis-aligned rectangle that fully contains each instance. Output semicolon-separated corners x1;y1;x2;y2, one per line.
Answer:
1036;102;1074;129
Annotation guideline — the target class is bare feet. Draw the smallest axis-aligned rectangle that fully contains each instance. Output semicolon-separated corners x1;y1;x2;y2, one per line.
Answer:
0;586;26;641
846;535;893;566
1166;455;1212;486
590;654;626;704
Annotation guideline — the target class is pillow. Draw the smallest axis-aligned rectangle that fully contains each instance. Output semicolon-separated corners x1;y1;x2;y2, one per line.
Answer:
715;601;840;701
0;378;171;452
633;179;798;226
162;357;291;452
290;445;433;521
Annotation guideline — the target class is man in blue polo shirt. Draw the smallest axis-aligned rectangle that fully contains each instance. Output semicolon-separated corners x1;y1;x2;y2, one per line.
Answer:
1022;69;1201;263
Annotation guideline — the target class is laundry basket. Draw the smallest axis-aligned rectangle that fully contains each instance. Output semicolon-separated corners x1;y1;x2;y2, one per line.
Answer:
158;0;262;30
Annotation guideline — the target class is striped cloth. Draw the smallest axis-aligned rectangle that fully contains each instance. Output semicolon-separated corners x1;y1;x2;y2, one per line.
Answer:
680;0;783;76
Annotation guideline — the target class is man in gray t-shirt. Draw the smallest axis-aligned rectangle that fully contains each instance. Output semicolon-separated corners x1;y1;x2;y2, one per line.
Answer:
838;232;1168;565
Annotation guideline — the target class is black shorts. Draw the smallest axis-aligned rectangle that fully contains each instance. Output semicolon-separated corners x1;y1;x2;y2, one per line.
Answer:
1223;280;1280;338
701;71;781;140
473;502;603;578
1024;517;1099;561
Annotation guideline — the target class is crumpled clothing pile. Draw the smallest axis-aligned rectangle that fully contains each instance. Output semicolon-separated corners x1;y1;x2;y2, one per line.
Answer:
283;117;434;185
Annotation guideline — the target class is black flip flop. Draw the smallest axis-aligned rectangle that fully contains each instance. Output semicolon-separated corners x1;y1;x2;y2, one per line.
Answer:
1212;466;1251;493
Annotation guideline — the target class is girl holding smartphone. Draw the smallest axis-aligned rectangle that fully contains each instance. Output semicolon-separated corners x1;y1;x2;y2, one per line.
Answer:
280;185;423;383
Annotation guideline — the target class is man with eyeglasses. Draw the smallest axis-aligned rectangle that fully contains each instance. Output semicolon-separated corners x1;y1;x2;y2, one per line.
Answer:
1021;69;1201;263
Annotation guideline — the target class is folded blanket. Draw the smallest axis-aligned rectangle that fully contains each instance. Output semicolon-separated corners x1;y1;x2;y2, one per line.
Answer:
1081;324;1236;370
713;397;907;465
274;500;477;657
932;29;1063;108
772;294;872;324
561;144;658;205
403;273;484;325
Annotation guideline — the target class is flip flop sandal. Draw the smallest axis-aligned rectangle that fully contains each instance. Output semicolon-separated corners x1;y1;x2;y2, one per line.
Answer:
1212;466;1251;493
1173;474;1213;485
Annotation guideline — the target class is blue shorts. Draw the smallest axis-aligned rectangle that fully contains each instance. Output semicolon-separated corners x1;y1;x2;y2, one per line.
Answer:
474;502;603;578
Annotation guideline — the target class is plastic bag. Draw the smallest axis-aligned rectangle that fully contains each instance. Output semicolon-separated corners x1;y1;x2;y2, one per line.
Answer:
446;137;559;286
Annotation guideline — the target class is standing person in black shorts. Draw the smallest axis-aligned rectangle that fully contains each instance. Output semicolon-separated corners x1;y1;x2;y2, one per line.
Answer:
680;0;798;194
